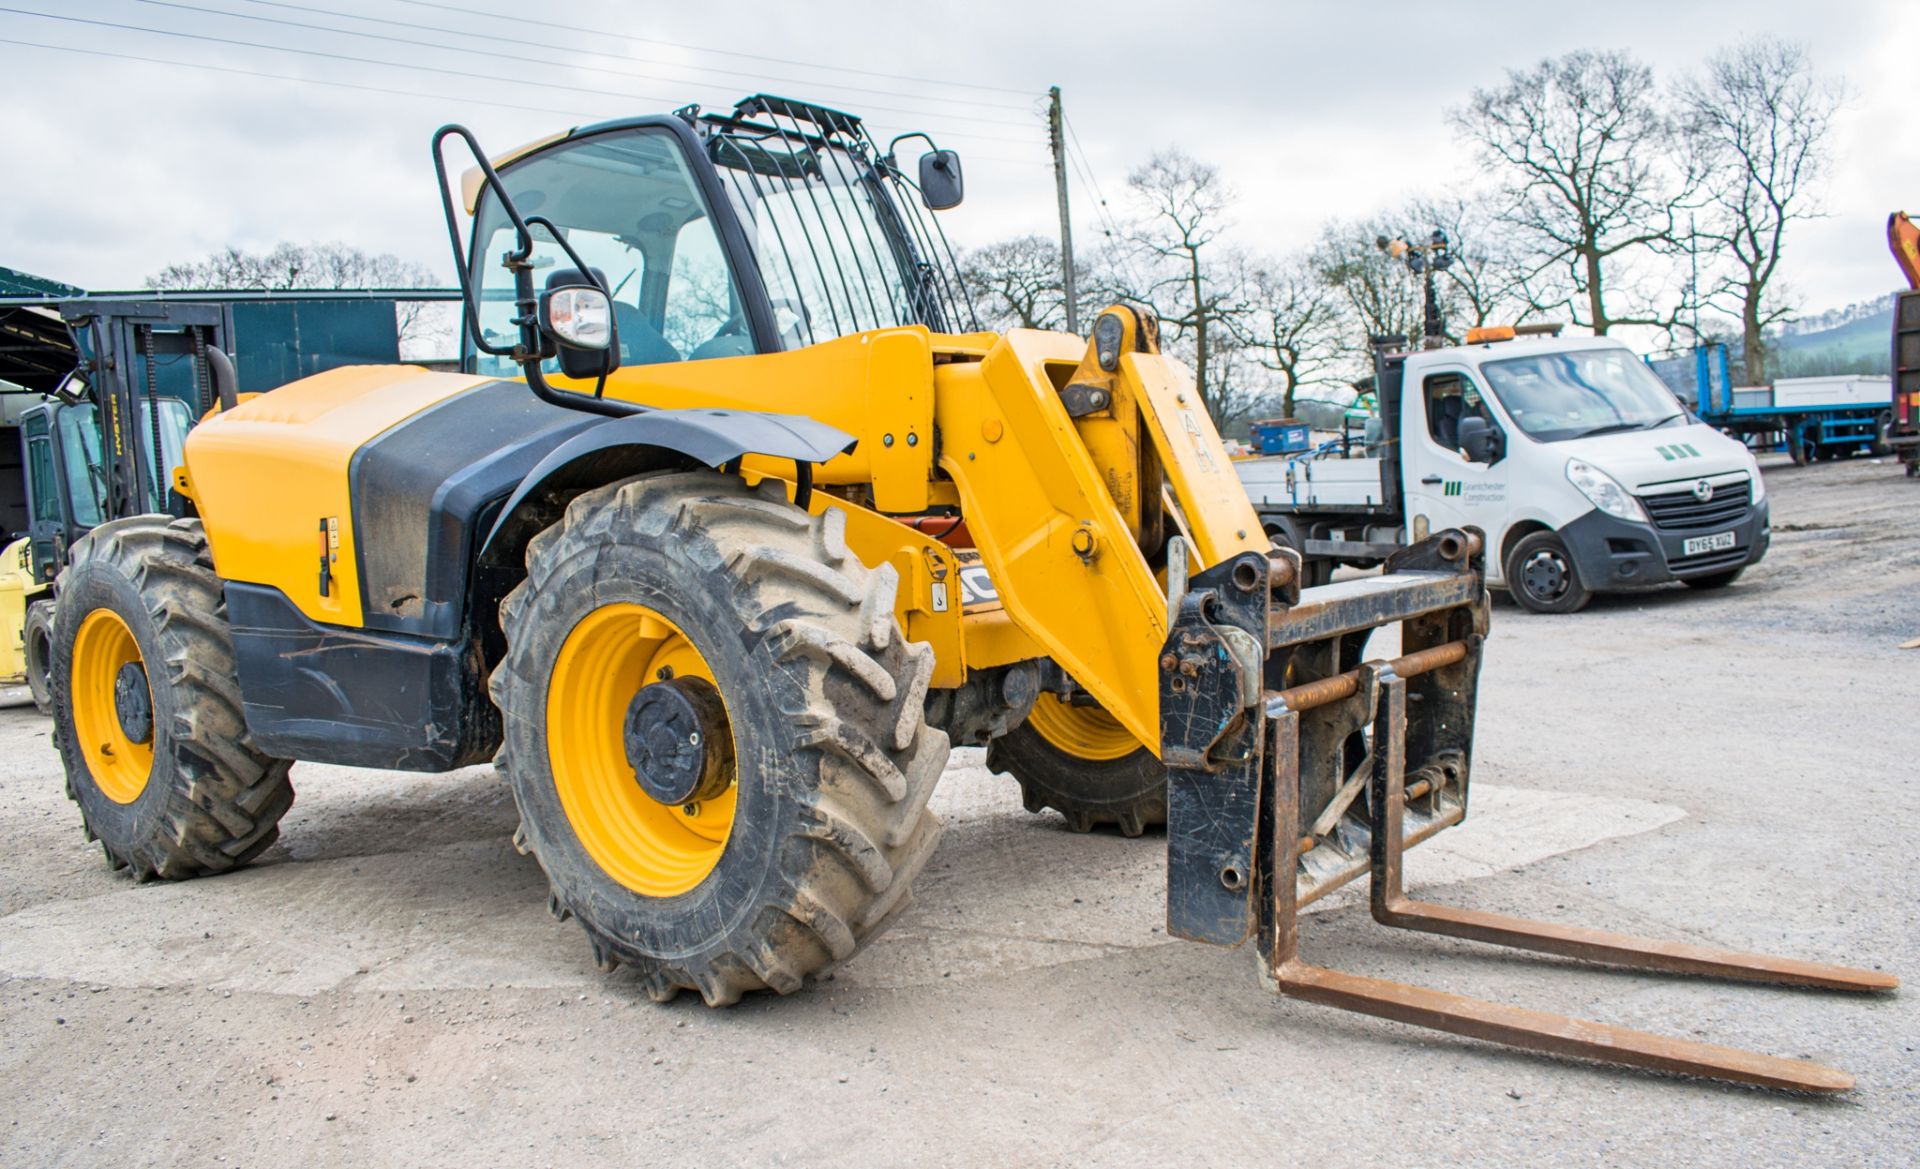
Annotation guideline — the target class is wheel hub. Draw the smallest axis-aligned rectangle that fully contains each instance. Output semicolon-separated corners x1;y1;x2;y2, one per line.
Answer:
623;676;734;806
113;662;154;745
1521;550;1568;601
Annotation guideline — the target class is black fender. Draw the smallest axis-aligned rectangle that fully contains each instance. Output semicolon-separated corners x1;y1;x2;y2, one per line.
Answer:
477;406;856;565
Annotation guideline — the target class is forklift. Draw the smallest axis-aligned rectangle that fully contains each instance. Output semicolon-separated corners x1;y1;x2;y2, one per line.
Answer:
0;292;444;707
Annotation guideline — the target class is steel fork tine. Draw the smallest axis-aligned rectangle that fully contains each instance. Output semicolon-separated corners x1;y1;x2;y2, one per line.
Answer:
1262;690;1870;1094
1365;673;1897;994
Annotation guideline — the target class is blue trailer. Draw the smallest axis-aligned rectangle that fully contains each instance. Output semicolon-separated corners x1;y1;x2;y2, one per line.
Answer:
1648;344;1895;465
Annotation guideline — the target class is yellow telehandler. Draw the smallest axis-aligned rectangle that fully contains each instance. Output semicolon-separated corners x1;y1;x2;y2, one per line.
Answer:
50;95;1892;1092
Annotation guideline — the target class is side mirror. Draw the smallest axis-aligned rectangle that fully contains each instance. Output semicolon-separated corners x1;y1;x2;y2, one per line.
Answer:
540;271;620;381
1456;416;1503;464
918;149;964;211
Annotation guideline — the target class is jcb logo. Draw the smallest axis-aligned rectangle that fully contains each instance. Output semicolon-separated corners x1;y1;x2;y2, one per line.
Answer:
1656;443;1703;461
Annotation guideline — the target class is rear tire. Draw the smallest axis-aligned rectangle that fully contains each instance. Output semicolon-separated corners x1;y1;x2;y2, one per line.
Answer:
491;473;947;1005
1505;530;1591;614
987;697;1165;836
24;599;53;715
52;516;295;879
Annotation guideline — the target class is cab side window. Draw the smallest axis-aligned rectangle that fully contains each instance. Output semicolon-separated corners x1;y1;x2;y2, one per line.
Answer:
1423;373;1499;460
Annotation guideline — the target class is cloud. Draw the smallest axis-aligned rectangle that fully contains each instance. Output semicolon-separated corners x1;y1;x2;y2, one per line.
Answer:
1;0;1911;313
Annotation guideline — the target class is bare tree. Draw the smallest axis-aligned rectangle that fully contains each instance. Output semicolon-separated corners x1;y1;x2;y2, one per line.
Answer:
1408;192;1538;330
1452;50;1697;334
1230;257;1344;418
1309;216;1423;356
1114;149;1241;419
1676;39;1842;384
960;235;1072;331
147;242;442;346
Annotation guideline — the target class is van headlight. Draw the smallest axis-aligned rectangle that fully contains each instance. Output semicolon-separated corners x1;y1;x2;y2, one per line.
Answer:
1566;458;1648;523
1747;451;1766;503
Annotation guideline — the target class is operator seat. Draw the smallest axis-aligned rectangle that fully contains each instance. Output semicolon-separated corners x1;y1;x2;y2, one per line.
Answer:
610;301;682;367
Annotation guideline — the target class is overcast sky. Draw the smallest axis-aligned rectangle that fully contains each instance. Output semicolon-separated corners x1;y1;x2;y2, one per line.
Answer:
3;0;1914;329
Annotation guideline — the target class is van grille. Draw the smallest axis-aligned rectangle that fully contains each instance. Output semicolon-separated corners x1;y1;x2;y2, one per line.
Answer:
1638;480;1752;531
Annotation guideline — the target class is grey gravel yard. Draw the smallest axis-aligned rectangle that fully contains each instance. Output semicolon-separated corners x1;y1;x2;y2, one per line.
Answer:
2;452;1915;1168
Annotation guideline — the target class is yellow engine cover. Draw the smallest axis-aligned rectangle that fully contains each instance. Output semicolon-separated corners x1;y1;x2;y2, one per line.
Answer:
182;365;494;627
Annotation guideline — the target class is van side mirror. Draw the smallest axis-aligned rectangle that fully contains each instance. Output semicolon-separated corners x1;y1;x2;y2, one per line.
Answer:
1456;416;1503;464
918;149;963;210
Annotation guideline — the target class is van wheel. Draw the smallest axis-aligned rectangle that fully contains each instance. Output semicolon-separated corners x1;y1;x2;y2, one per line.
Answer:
1263;519;1333;588
1505;531;1591;614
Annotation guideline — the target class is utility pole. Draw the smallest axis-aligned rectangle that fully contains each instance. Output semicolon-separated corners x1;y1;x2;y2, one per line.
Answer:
1047;85;1079;335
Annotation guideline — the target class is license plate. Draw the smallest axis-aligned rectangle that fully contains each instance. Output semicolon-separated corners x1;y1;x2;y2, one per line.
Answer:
1683;530;1737;556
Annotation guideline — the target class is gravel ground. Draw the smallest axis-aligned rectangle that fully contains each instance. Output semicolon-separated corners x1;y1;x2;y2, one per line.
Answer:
2;453;1915;1168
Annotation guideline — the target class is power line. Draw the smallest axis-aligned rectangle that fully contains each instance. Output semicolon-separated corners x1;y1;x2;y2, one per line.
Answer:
1064;114;1128;243
0;6;1042;147
0;36;600;118
0;33;1048;167
230;0;1037;115
385;0;1035;99
1061;114;1151;293
132;0;1041;129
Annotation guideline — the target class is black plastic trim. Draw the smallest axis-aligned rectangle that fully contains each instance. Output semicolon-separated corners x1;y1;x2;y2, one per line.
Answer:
347;379;601;640
477;408;856;560
225;583;496;772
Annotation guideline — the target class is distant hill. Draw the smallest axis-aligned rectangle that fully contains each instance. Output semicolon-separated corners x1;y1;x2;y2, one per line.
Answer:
1769;299;1892;378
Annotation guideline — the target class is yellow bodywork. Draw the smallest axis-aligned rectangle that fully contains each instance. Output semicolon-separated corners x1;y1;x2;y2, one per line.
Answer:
547;601;735;896
182;365;495;628
180;307;1264;755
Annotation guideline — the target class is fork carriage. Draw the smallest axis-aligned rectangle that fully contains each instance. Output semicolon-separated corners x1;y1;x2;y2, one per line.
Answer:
1160;529;1895;1093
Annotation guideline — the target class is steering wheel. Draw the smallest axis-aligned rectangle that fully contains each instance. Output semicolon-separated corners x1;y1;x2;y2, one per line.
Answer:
701;298;814;351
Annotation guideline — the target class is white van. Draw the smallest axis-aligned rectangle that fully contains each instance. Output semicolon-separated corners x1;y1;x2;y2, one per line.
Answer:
1236;331;1771;612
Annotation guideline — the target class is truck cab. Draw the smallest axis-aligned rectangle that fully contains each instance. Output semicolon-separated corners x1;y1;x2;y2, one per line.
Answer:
1238;331;1771;612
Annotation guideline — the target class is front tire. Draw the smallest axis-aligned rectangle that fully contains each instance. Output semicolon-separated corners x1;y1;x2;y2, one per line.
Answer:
1505;530;1591;614
491;473;947;1005
52;516;295;879
987;695;1165;836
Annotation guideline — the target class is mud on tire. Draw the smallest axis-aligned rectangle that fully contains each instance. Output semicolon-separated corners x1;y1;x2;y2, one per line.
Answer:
52;516;296;879
490;473;948;1005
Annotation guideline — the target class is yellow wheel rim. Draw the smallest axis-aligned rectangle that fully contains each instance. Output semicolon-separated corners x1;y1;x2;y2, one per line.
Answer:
71;609;154;804
546;602;736;897
1025;692;1141;762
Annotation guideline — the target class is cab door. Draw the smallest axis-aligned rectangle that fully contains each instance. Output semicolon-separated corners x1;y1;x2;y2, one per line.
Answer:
1401;366;1511;541
20;407;64;585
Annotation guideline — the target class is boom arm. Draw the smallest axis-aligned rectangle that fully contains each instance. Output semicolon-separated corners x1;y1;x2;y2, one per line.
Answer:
1892;211;1920;290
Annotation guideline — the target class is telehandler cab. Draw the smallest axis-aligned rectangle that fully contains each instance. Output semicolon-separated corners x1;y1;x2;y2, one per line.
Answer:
50;95;1893;1092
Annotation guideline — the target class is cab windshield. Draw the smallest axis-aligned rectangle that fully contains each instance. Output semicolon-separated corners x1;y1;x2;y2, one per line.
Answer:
55;398;193;524
468;118;971;377
1480;349;1685;443
470;128;751;378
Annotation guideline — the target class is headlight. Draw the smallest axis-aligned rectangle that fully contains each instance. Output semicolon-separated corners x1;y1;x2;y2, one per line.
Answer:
541;286;613;350
1747;451;1767;503
1566;458;1648;523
